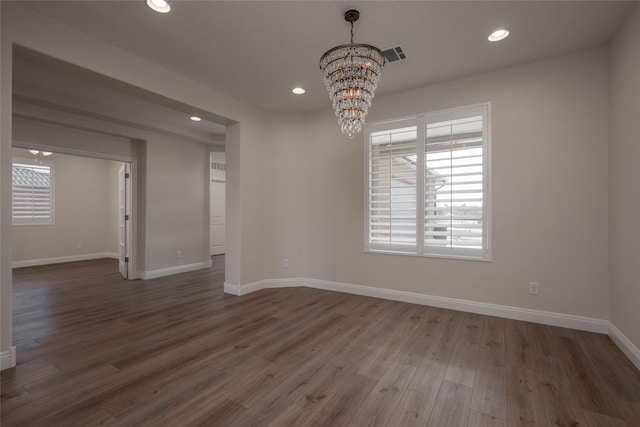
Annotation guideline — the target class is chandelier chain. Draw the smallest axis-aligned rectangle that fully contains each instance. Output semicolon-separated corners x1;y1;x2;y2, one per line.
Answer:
350;20;354;44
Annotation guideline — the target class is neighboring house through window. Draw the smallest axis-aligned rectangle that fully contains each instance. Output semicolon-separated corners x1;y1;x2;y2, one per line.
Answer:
12;158;55;225
365;103;491;260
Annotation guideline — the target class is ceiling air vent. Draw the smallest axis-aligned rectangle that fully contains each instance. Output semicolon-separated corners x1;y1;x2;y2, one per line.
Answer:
381;45;407;63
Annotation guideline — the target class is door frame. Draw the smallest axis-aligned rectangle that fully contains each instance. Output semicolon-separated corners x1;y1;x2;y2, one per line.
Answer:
118;162;133;279
12;140;139;279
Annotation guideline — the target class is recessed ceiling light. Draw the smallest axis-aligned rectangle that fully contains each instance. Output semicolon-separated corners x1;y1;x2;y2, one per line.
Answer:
190;116;202;122
488;29;509;42
292;87;306;95
146;0;171;14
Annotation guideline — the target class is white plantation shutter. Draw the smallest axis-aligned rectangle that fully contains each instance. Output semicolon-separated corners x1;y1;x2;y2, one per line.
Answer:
366;104;490;260
424;109;487;258
12;159;54;225
367;120;418;253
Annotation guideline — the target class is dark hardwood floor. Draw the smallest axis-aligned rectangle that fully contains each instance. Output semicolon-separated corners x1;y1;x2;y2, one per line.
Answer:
2;257;640;426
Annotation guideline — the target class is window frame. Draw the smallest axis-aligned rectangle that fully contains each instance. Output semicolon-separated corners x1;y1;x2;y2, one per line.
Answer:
12;157;56;226
364;103;491;261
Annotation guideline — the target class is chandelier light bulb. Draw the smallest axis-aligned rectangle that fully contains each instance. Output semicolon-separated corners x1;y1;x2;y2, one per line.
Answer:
28;149;39;155
42;152;52;156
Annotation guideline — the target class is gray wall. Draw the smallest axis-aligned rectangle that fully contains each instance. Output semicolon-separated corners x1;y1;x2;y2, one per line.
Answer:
609;5;640;353
143;136;210;272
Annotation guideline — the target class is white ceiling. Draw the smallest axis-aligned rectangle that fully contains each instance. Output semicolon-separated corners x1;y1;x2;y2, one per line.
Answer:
16;1;637;117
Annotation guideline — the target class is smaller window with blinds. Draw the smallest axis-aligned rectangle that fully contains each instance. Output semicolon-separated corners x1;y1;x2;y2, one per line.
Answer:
12;158;55;226
365;103;491;260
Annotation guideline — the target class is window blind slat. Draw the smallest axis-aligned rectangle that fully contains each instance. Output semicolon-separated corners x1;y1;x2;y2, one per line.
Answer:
424;114;485;252
12;160;54;226
368;125;418;247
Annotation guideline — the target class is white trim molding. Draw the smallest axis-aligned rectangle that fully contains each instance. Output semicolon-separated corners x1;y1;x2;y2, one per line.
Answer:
263;278;304;289
12;252;118;268
608;323;640;371
223;282;241;296
224;278;303;296
225;277;608;334
1;346;17;371
140;261;212;280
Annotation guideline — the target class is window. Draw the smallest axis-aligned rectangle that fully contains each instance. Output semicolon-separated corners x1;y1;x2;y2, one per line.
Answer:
12;158;55;225
366;103;490;260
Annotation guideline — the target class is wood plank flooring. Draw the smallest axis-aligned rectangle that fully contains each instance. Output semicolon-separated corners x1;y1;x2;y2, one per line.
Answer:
2;257;640;426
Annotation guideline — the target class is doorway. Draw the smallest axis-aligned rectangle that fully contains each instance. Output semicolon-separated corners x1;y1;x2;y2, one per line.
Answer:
210;152;226;256
10;145;137;278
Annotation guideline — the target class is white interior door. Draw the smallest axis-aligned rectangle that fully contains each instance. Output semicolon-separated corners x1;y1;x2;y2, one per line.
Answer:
210;153;225;255
118;163;131;278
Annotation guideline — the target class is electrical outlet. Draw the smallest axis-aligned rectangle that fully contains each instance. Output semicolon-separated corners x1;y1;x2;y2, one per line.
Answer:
176;250;182;259
529;282;540;295
282;259;289;268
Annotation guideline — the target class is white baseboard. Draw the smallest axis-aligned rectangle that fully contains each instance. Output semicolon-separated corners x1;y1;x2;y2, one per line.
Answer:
141;261;212;280
608;323;640;371
224;282;241;295
225;276;608;334
13;252;119;268
223;278;302;296
0;346;16;371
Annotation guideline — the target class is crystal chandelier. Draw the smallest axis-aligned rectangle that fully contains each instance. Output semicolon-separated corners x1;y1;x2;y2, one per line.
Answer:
320;9;385;138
